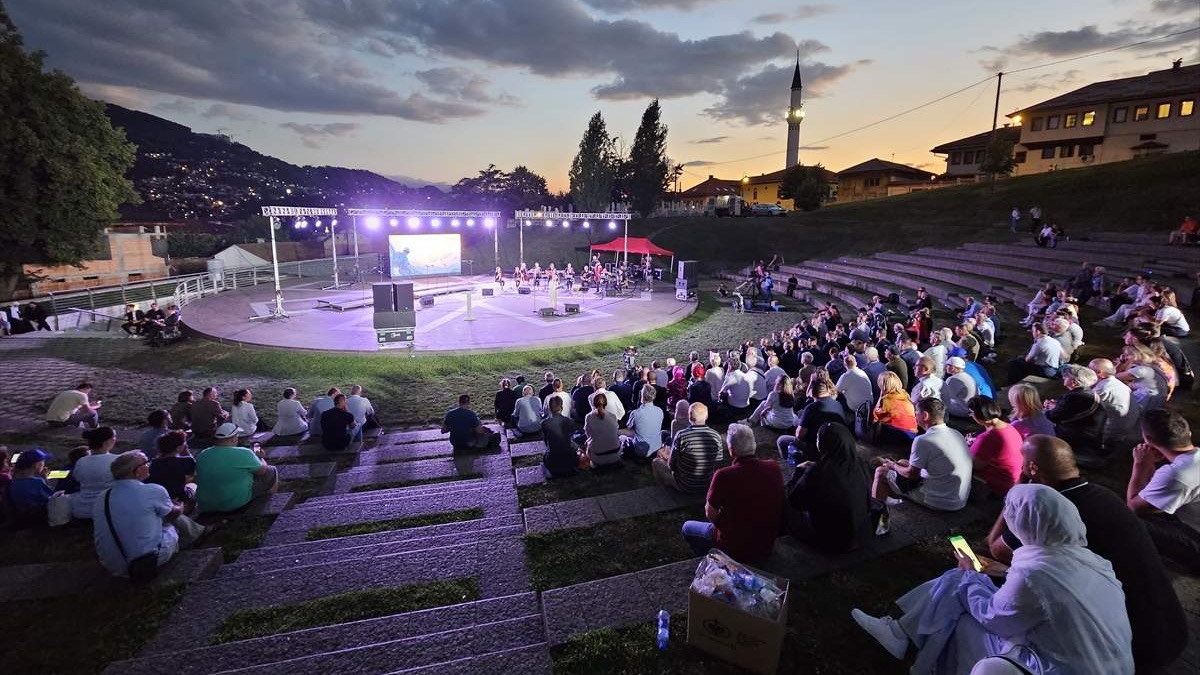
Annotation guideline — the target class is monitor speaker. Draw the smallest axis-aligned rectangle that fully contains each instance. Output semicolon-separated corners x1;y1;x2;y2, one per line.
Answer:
373;283;398;312
373;310;416;329
482;287;494;297
518;286;532;295
393;282;415;311
419;295;434;307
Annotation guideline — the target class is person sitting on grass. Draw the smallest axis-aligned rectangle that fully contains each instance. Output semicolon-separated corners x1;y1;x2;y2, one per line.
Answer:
910;356;943;406
1006;323;1063;386
1126;409;1200;574
942;357;977;420
784;422;873;554
620;383;665;461
230;388;265;437
541;396;577;480
45;381;102;429
1088;358;1140;452
320;394;360;452
195;423;278;514
169;390;194;431
69;426;119;521
94;451;208;579
872;398;972;524
583;391;622;470
872;371;918;446
985;435;1188;673
513;385;544;436
346;384;380;430
1044;365;1106;458
543;378;571;420
308;387;341;431
442;394;500;453
5;449;54;525
493;378;519;428
191;386;229;443
748;374;799;432
681;423;782;564
147;431;197;509
777;379;849;462
271;387;309;437
653;402;725;493
138;409;172;459
964;396;1023;498
1006;382;1056;440
852;484;1133;674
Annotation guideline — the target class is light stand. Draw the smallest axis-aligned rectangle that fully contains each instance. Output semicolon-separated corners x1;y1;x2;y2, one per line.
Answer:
256;205;338;321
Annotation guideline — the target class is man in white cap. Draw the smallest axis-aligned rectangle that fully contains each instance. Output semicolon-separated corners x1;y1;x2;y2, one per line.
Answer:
194;422;277;513
942;357;977;419
94;451;208;577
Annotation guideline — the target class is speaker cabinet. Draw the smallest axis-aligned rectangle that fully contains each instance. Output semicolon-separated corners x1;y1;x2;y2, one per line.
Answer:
373;283;398;312
677;260;698;289
518;286;532;295
373;311;415;329
565;303;580;314
482;287;494;297
419;295;435;307
393;282;415;311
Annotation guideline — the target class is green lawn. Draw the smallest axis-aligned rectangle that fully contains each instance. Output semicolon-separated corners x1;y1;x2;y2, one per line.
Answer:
305;507;485;541
212;578;480;644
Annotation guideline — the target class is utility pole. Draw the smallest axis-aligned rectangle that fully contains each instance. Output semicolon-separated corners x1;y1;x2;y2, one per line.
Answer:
988;71;1004;189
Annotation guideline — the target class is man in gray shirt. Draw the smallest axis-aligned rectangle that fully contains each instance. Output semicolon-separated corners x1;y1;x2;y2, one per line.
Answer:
873;398;972;514
1006;323;1062;385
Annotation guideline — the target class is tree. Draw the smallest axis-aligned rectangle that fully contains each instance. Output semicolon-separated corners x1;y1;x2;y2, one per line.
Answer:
626;100;671;219
569;112;618;212
979;134;1017;176
778;164;828;212
449;164;507;208
501;165;549;210
0;2;139;298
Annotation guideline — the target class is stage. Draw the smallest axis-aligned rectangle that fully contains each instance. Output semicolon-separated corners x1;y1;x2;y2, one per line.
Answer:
182;274;697;353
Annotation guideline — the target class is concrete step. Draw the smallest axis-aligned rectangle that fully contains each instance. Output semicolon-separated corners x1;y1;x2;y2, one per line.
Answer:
779;265;913;307
902;249;1049;288
389;643;553;675
235;514;524;566
356;439;461;465
221;523;526;577
807;260;968;308
1033;237;1199;263
295;477;494;510
103;592;539;675
839;256;1009;303
0;548;222;602
143;532;530;651
962;242;1190;275
332;454;510;494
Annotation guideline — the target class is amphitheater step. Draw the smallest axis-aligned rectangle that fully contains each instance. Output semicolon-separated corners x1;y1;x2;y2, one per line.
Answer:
838;256;1007;301
356;439;460;465
331;454;510;494
142;532;529;652
0;548;222;602
293;476;494;510
103;592;540;675
390;643;553;675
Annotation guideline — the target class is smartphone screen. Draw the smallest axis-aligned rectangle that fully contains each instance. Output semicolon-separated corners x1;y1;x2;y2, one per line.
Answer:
949;535;983;572
47;470;70;480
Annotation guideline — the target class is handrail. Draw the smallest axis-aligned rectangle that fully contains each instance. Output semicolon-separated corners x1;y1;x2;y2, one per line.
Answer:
63;307;117;332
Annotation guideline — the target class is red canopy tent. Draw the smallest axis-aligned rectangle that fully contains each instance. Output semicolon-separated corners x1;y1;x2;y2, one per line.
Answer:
589;237;674;270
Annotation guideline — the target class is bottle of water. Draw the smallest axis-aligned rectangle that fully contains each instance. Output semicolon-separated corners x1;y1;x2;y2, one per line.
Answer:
656;609;670;650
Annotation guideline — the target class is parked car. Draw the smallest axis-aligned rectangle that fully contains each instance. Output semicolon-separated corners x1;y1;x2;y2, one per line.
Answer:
749;203;787;217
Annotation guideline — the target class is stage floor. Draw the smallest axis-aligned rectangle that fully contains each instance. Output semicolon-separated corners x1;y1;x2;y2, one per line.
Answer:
182;275;696;353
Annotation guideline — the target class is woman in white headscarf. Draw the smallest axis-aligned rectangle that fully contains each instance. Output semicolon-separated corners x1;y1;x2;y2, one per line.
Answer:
851;483;1133;674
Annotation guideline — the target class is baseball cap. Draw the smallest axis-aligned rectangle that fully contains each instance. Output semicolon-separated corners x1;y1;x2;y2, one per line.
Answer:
110;452;149;479
214;422;240;440
947;357;967;369
14;448;51;468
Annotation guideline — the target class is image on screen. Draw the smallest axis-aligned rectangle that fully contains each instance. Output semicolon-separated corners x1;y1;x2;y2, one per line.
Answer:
388;234;462;278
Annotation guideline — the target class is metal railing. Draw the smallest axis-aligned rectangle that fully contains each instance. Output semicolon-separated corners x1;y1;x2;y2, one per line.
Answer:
174;254;385;310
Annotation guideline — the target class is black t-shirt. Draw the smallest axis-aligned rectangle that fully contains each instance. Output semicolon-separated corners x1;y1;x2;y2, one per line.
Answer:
798;398;849;446
321;408;356;450
147;455;197;501
570;386;594;422
494;389;519;420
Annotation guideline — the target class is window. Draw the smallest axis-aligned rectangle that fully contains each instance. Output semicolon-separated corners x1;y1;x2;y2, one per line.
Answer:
1031;117;1044;131
1014;150;1027;163
753;188;758;200
963;151;975;164
1134;105;1150;121
1182;100;1195;117
1064;113;1077;128
1041;147;1056;159
867;177;881;187
1139;133;1158;141
950;152;961;165
1079;143;1094;157
1046;115;1060;130
1081;110;1096;126
1060;144;1075;158
1156;102;1171;119
1112;107;1128;123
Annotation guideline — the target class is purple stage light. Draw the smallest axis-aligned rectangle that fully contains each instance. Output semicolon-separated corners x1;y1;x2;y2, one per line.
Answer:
365;216;381;230
431;218;441;228
407;217;420;228
544;219;553;227
608;221;617;230
561;220;569;228
467;218;476;227
483;218;494;228
389;218;399;227
582;221;590;229
451;218;460;227
523;220;531;226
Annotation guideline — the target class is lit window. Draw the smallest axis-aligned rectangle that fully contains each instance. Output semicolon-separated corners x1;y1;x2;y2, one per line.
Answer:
1031;117;1044;132
1156;102;1171;119
1182;100;1195;117
1064;113;1077;128
1041;147;1055;159
1060;144;1074;158
1046;115;1060;130
1081;111;1096;126
1112;107;1128;123
1134;106;1149;121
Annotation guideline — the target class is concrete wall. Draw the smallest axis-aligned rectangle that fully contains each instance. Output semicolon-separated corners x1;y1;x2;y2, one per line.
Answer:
25;231;169;295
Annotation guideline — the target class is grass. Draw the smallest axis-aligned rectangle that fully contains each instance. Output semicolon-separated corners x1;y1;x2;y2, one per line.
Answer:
524;507;702;592
211;577;481;645
197;514;278;563
0;521;96;566
347;473;482;493
279;477;330;504
518;462;660;509
0;583;187;675
512;454;544;469
305;507;485;541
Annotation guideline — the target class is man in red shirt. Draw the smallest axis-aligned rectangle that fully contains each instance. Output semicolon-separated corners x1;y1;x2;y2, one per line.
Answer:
681;423;784;564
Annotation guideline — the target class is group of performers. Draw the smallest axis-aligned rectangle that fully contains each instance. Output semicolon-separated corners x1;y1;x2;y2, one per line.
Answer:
493;254;657;296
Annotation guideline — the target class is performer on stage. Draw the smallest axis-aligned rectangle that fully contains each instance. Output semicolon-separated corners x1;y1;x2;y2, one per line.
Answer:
495;266;505;291
548;272;559;311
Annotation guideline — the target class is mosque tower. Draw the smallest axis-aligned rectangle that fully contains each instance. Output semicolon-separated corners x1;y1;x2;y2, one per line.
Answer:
786;53;804;168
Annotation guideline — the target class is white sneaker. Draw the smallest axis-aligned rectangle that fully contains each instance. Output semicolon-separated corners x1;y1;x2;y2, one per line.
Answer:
851;609;908;659
885;497;904;506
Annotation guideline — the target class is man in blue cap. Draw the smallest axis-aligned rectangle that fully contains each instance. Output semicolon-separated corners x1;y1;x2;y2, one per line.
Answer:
6;449;54;523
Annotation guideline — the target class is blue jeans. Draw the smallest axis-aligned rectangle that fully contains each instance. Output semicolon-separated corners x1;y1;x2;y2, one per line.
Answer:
682;520;715;557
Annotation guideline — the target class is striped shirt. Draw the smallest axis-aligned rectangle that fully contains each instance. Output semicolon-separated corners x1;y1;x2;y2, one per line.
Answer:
670;425;726;493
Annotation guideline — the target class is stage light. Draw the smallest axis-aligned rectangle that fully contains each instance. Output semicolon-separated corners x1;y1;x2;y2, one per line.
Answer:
407;217;420;228
484;218;495;228
432;218;441;228
561;220;569;228
389;218;399;227
524;220;531;226
545;219;553;227
466;218;475;227
315;219;323;228
582;221;590;229
608;221;617;230
331;219;338;226
451;218;460;227
365;216;381;230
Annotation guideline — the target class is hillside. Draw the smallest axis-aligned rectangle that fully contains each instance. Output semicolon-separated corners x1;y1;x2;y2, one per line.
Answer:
105;104;443;222
462;151;1200;272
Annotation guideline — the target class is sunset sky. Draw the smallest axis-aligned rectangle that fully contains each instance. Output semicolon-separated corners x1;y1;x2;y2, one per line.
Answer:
8;0;1198;191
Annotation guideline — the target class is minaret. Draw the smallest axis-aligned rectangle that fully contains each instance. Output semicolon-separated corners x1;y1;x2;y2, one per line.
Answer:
786;53;804;169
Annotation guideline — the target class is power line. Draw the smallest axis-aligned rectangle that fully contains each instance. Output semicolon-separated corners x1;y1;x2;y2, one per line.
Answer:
1005;26;1199;75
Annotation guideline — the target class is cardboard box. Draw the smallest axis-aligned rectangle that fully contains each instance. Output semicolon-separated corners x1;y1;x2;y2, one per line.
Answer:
686;564;789;674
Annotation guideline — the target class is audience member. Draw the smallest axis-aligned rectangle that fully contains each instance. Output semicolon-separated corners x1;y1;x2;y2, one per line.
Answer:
45;382;101;429
494;379;519;427
654;403;725;493
272;387;308;436
835;355;873;419
195;423;278;513
569;374;594;426
191;387;229;441
346;385;380;429
169;390;194;431
229;388;263;436
541;396;577;479
621;384;664;460
941;357;977;419
965;396;1022;497
777;379;849;461
513;385;544;435
320;394;360;451
590;377;626;424
872;398;972;515
5;449;54;523
749;375;799;431
537;371;556;401
69;427;119;520
308;387;341;433
681;424;782;564
1006;323;1062;385
1044;365;1106;457
1126;409;1200;573
1116;343;1171;411
1006;383;1056;439
442;394;500;452
544;378;571;418
148;430;197;506
138;409;172;459
584;392;621;469
873;371;918;445
717;356;753;422
785;422;872;553
1088;358;1140;450
910;356;943;405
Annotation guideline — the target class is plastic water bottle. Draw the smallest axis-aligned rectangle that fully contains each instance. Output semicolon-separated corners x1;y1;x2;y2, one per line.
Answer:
655;609;670;650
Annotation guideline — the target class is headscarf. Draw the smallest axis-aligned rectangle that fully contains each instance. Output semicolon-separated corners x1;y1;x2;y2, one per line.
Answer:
787;422;871;551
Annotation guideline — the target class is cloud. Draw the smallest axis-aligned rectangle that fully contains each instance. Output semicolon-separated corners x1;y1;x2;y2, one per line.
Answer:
704;58;871;125
750;5;835;24
1006;22;1195;59
154;98;196;114
202;103;257;121
691;136;728;144
414;67;519;105
581;0;719;11
80;82;151;109
1003;69;1085;94
1151;0;1197;14
682;160;718;166
280;122;362;148
7;0;488;123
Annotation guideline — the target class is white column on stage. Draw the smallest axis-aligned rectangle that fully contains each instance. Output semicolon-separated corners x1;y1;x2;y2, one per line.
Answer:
352;216;359;257
268;216;287;318
330;219;340;287
465;290;475;321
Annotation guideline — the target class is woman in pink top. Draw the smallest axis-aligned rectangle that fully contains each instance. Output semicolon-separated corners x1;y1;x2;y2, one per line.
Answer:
966;396;1023;497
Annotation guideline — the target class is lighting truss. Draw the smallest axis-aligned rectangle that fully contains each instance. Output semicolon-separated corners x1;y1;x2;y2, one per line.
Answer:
261;206;338;217
343;208;503;219
513;210;631;221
